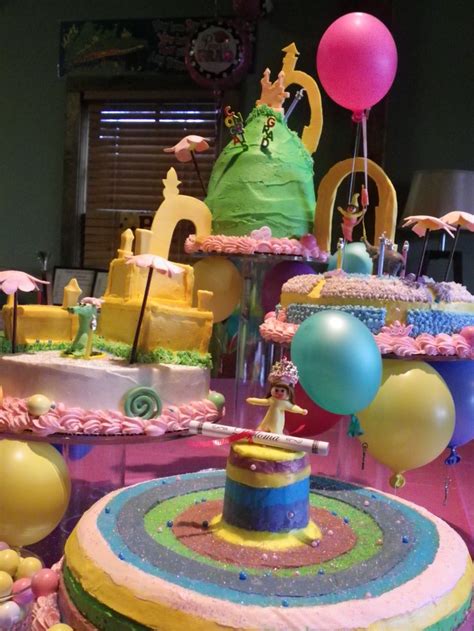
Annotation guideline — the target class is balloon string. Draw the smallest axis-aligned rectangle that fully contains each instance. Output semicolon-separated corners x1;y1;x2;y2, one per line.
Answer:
347;122;361;206
443;473;451;506
347;414;364;437
361;111;369;197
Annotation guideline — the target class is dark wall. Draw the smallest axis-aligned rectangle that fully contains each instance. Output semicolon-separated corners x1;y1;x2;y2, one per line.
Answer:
0;0;472;284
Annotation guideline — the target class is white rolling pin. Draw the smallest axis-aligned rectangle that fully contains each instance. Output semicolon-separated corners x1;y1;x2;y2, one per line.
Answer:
187;421;329;456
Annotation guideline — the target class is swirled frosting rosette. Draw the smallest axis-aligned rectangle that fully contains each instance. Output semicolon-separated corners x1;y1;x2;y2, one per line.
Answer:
184;226;328;260
0;396;222;436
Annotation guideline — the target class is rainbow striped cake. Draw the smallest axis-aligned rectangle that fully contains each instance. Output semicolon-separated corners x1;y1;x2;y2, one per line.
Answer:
59;444;473;630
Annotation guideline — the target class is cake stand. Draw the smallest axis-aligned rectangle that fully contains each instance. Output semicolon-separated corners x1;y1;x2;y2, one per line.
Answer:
189;252;327;426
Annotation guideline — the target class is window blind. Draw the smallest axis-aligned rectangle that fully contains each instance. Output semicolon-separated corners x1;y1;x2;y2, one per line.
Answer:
83;99;219;268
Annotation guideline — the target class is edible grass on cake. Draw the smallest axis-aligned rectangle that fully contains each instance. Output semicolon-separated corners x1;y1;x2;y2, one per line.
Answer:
0;332;70;354
94;336;212;368
0;332;212;367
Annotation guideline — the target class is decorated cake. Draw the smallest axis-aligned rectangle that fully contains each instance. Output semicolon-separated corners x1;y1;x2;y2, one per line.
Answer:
185;44;328;261
260;270;474;358
204;104;315;239
0;182;224;436
51;445;472;630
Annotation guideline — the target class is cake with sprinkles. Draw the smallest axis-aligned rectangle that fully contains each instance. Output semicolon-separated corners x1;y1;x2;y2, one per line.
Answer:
58;443;473;630
260;271;474;358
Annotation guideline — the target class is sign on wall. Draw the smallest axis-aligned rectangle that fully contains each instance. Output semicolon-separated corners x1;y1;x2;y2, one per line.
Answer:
59;17;255;81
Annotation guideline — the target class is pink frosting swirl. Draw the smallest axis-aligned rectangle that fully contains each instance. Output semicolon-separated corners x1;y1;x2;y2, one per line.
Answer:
259;313;298;344
0;397;222;436
184;234;198;253
452;334;473;358
182;230;328;260
416;333;440;356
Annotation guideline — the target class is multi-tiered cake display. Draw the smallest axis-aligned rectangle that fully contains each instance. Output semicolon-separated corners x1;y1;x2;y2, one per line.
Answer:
24;359;471;630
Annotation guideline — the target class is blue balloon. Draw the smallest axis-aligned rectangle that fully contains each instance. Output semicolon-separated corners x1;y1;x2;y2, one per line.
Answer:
291;311;382;415
428;360;474;449
328;241;373;274
53;444;93;460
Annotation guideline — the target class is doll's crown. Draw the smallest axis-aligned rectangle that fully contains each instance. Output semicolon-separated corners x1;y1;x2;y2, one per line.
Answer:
268;357;299;386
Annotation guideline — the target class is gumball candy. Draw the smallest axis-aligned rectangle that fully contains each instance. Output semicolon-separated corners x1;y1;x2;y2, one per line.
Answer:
47;625;74;631
15;556;43;579
0;571;13;598
207;391;226;413
0;543;9;552
0;549;19;576
12;577;34;606
0;601;22;628
31;568;59;598
26;394;53;416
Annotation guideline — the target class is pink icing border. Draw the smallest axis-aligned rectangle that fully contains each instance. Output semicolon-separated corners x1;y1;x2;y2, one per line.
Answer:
0;397;222;437
184;228;328;261
259;312;474;359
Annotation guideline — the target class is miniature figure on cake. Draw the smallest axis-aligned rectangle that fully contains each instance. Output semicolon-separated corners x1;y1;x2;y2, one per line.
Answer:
63;298;104;360
337;190;367;242
246;357;307;434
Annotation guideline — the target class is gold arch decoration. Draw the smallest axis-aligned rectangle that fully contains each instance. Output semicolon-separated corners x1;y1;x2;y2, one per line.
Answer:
281;43;323;155
315;158;398;253
149;168;212;260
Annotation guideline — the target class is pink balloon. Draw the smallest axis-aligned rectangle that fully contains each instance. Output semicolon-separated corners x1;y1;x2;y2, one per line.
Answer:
316;12;397;113
284;383;347;437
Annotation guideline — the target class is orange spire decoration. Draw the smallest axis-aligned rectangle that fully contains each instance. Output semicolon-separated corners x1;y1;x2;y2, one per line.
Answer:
256;68;289;113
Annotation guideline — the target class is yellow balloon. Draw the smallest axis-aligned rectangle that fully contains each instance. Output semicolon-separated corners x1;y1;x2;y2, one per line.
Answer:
0;441;70;546
193;257;242;323
358;360;455;486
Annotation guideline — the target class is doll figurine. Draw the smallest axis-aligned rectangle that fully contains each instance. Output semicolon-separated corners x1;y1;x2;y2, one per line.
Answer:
246;357;307;434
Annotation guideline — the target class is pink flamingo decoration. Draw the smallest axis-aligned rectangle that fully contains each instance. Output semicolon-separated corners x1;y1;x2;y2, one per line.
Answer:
163;135;210;197
0;271;49;353
125;255;184;364
402;215;455;279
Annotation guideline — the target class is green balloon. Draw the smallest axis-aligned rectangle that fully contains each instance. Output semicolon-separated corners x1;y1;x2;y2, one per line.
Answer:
291;311;382;415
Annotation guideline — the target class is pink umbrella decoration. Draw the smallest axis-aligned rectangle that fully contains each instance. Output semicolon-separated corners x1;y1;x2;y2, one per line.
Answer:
163;135;210;196
125;255;184;364
402;215;455;279
0;271;49;353
440;212;474;281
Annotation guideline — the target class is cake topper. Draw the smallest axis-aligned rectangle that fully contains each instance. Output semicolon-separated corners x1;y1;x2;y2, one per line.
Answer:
223;105;247;148
163;135;210;197
256;68;289;113
0;271;49;354
337;191;367;243
246;357;307;434
63;299;105;360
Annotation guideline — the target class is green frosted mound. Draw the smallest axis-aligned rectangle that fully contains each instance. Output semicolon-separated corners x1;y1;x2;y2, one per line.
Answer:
205;105;316;238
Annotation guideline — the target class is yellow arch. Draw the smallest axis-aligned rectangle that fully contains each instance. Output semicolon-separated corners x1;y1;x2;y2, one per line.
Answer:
281;43;323;155
315;158;398;253
148;168;212;259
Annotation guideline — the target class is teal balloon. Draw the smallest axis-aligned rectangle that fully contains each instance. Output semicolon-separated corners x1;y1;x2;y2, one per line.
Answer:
328;241;373;274
291;311;382;415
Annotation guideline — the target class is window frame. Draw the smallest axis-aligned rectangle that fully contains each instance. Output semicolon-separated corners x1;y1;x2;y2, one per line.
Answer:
61;76;239;267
